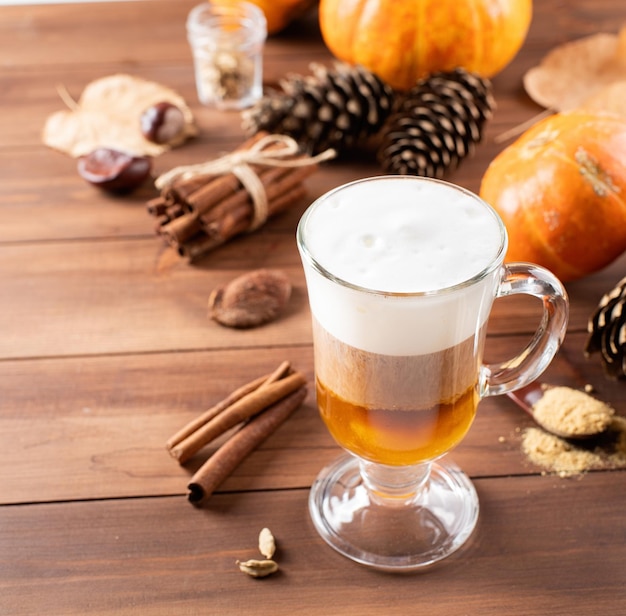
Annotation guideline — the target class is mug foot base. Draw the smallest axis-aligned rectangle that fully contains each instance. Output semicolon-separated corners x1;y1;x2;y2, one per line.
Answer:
309;454;479;571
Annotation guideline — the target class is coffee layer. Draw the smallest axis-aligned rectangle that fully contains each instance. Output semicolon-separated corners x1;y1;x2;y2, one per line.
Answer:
313;319;483;410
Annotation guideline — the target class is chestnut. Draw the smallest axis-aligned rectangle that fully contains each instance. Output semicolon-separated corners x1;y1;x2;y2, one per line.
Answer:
140;101;185;145
77;148;152;193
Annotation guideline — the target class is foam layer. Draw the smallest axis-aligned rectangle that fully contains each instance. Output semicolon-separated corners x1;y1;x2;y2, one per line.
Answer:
303;178;503;292
298;177;506;355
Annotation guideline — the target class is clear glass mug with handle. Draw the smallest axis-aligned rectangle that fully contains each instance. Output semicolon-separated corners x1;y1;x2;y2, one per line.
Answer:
297;176;569;571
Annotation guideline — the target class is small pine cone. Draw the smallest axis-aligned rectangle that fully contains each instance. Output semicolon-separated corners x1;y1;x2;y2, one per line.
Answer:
377;68;495;178
242;62;395;155
585;276;626;379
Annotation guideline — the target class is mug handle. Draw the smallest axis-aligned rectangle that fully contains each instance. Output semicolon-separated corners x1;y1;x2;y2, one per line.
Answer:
480;263;569;398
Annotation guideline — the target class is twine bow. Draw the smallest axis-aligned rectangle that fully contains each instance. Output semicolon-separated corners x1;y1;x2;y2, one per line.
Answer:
155;135;336;230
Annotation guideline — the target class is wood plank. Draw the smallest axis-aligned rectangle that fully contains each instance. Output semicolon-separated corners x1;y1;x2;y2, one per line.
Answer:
2;1;626;614
1;230;623;360
0;50;334;151
0;69;237;151
1;333;623;505
1;0;623;72
0;1;326;69
0;233;310;359
0;472;624;615
0;148;377;241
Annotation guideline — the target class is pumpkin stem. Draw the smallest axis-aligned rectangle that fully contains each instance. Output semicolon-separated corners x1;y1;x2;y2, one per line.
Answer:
575;147;618;197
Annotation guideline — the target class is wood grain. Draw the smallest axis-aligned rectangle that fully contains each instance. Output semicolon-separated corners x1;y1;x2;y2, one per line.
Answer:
0;332;621;505
1;0;626;613
0;473;624;616
1;233;622;360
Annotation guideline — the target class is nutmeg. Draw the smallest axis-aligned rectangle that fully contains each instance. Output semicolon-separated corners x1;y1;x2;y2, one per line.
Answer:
208;269;292;329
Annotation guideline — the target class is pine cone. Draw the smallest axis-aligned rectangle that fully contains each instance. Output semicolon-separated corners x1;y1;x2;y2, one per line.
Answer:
585;276;626;379
242;62;395;156
377;68;495;178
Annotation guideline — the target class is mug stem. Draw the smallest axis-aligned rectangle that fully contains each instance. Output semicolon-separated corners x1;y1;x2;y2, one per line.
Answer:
359;459;431;505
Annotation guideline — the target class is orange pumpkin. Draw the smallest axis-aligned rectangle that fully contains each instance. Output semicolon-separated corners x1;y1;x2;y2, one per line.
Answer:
246;0;317;35
318;0;532;91
480;111;626;282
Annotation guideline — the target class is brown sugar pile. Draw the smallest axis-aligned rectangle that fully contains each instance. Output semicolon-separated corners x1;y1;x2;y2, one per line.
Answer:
518;385;626;477
532;386;615;437
522;416;626;477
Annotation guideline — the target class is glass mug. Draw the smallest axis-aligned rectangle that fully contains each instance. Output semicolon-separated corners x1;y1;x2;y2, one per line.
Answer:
297;176;569;571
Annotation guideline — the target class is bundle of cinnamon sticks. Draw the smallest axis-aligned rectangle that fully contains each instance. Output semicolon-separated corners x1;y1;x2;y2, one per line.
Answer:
147;132;334;261
166;360;307;506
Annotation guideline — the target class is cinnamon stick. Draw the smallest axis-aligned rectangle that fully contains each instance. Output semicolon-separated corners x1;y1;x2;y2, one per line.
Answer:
187;385;307;506
186;172;244;214
199;167;294;223
159;164;294;249
163;132;269;208
186;141;289;215
165;173;217;205
258;360;293;388
178;184;306;261
170;371;307;464
198;163;313;230
160;211;203;246
262;183;307;217
165;361;291;451
179;200;253;259
146;196;167;216
148;132;328;261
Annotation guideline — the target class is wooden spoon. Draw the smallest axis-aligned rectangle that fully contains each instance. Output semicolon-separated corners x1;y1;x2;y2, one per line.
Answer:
506;382;614;440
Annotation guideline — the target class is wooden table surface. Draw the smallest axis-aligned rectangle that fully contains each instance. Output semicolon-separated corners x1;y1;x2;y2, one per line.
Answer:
2;1;626;614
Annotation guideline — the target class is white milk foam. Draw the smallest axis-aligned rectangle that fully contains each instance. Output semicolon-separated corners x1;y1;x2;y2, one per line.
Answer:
299;177;506;356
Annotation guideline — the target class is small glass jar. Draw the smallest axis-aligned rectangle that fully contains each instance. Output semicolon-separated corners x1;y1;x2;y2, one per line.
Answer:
187;1;267;110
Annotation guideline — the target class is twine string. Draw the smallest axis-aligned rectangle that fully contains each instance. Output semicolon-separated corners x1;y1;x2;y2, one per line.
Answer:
155;134;336;231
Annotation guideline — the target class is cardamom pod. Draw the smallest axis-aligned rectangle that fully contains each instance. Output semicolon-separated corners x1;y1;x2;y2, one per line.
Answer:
258;527;276;559
237;559;279;578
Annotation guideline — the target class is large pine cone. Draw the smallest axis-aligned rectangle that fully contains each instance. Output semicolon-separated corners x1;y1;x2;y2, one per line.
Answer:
378;68;495;178
242;62;395;156
585;276;626;379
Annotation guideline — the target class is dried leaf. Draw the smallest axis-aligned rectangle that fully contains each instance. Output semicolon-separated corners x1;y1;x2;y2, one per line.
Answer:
43;74;197;158
581;80;626;118
258;527;276;559
524;26;626;111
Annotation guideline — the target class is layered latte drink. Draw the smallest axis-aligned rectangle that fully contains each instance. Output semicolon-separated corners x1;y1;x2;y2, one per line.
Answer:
299;176;568;569
298;177;505;466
